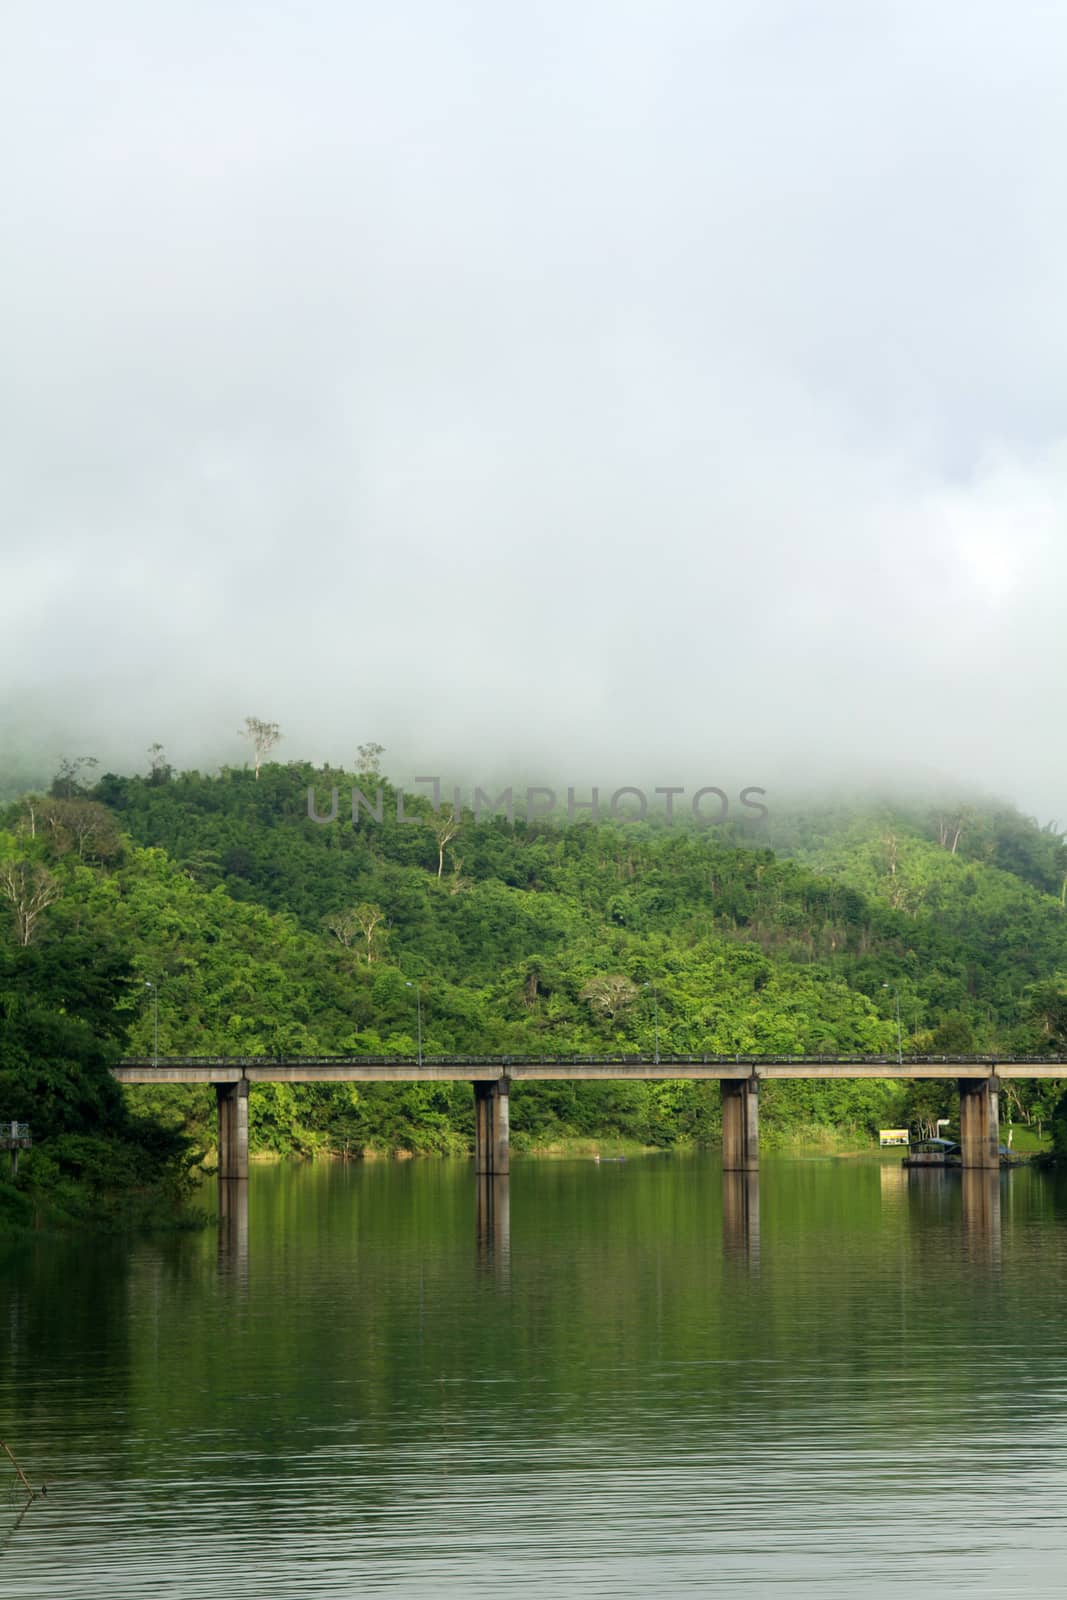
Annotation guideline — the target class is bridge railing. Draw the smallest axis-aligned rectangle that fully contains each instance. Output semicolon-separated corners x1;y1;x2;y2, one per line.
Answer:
115;1052;1067;1068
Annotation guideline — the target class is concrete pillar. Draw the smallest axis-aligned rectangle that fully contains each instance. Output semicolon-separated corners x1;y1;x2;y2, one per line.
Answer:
474;1082;487;1170
216;1080;250;1180
721;1076;759;1170
958;1076;999;1170
493;1080;510;1177
473;1079;510;1176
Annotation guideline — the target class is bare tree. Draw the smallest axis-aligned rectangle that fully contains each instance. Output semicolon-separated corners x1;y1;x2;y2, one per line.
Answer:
356;742;385;776
240;717;281;779
0;859;60;946
324;902;386;963
431;810;459;879
50;756;98;799
32;798;122;863
17;798;38;839
580;974;639;1020
933;805;975;855
447;855;472;896
882;832;899;877
324;908;359;949
147;743;173;785
354;902;385;962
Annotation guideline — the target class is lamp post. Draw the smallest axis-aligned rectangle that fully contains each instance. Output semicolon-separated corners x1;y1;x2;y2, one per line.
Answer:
883;982;903;1066
405;981;423;1067
644;981;660;1065
144;980;159;1067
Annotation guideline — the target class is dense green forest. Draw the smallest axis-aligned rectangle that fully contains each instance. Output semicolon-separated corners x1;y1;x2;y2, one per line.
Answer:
2;747;1067;1225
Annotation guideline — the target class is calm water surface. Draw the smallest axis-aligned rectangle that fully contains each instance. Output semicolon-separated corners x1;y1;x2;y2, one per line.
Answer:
4;1155;1067;1597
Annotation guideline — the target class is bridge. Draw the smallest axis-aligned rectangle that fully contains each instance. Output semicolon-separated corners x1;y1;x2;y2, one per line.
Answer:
113;1054;1067;1180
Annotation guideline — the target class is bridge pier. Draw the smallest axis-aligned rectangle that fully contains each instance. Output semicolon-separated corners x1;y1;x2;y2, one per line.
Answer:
721;1077;759;1170
473;1079;510;1176
216;1080;249;1180
958;1076;999;1169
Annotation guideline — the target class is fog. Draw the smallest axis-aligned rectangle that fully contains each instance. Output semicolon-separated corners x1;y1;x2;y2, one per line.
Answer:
2;2;1065;818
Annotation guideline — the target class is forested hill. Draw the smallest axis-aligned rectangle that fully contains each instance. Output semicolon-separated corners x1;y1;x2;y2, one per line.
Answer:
2;759;1067;1175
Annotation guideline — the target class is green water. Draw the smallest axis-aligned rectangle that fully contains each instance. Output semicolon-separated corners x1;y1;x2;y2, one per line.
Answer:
3;1155;1067;1596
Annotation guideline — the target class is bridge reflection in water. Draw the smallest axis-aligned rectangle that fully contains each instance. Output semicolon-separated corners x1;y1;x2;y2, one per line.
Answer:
218;1178;249;1287
722;1170;760;1271
899;1163;1004;1266
174;1048;1038;1282
476;1177;511;1282
214;1161;1009;1282
961;1168;1002;1267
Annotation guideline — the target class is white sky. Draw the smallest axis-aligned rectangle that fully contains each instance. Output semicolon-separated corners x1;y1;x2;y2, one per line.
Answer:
2;2;1066;817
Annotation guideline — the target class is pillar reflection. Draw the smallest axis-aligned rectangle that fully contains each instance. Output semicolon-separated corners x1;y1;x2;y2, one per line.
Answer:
961;1168;1002;1268
475;1176;510;1283
722;1169;760;1272
218;1176;249;1288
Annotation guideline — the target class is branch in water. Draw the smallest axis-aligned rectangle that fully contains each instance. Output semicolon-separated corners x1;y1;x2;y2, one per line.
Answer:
0;1440;36;1497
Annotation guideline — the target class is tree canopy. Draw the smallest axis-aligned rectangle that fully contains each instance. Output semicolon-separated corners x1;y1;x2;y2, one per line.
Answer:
2;758;1066;1177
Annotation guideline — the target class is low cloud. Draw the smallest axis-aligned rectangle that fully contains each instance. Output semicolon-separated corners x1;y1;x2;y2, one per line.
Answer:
2;2;1065;820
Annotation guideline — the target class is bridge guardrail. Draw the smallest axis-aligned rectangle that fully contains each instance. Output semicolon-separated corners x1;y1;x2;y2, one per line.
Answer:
114;1053;1067;1068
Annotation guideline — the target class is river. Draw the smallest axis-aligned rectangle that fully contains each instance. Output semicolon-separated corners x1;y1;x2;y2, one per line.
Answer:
3;1155;1067;1596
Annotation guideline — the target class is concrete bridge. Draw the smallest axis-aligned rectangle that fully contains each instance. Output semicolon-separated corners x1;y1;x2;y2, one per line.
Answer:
113;1054;1067;1179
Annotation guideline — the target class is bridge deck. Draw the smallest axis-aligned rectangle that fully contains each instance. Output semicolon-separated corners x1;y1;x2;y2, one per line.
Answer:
112;1054;1067;1085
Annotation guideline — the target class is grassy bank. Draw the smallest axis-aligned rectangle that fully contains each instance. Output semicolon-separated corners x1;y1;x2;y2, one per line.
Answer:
515;1134;665;1159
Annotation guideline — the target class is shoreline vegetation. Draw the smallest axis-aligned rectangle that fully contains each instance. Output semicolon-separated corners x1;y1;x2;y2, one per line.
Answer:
246;1124;1050;1163
2;751;1067;1231
0;1129;1050;1241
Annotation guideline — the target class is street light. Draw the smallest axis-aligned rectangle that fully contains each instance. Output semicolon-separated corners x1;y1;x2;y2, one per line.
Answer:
883;983;903;1066
144;980;159;1067
643;980;660;1065
405;981;423;1067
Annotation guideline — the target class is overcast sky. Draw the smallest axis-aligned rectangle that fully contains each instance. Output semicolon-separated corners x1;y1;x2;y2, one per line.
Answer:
2;1;1066;817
